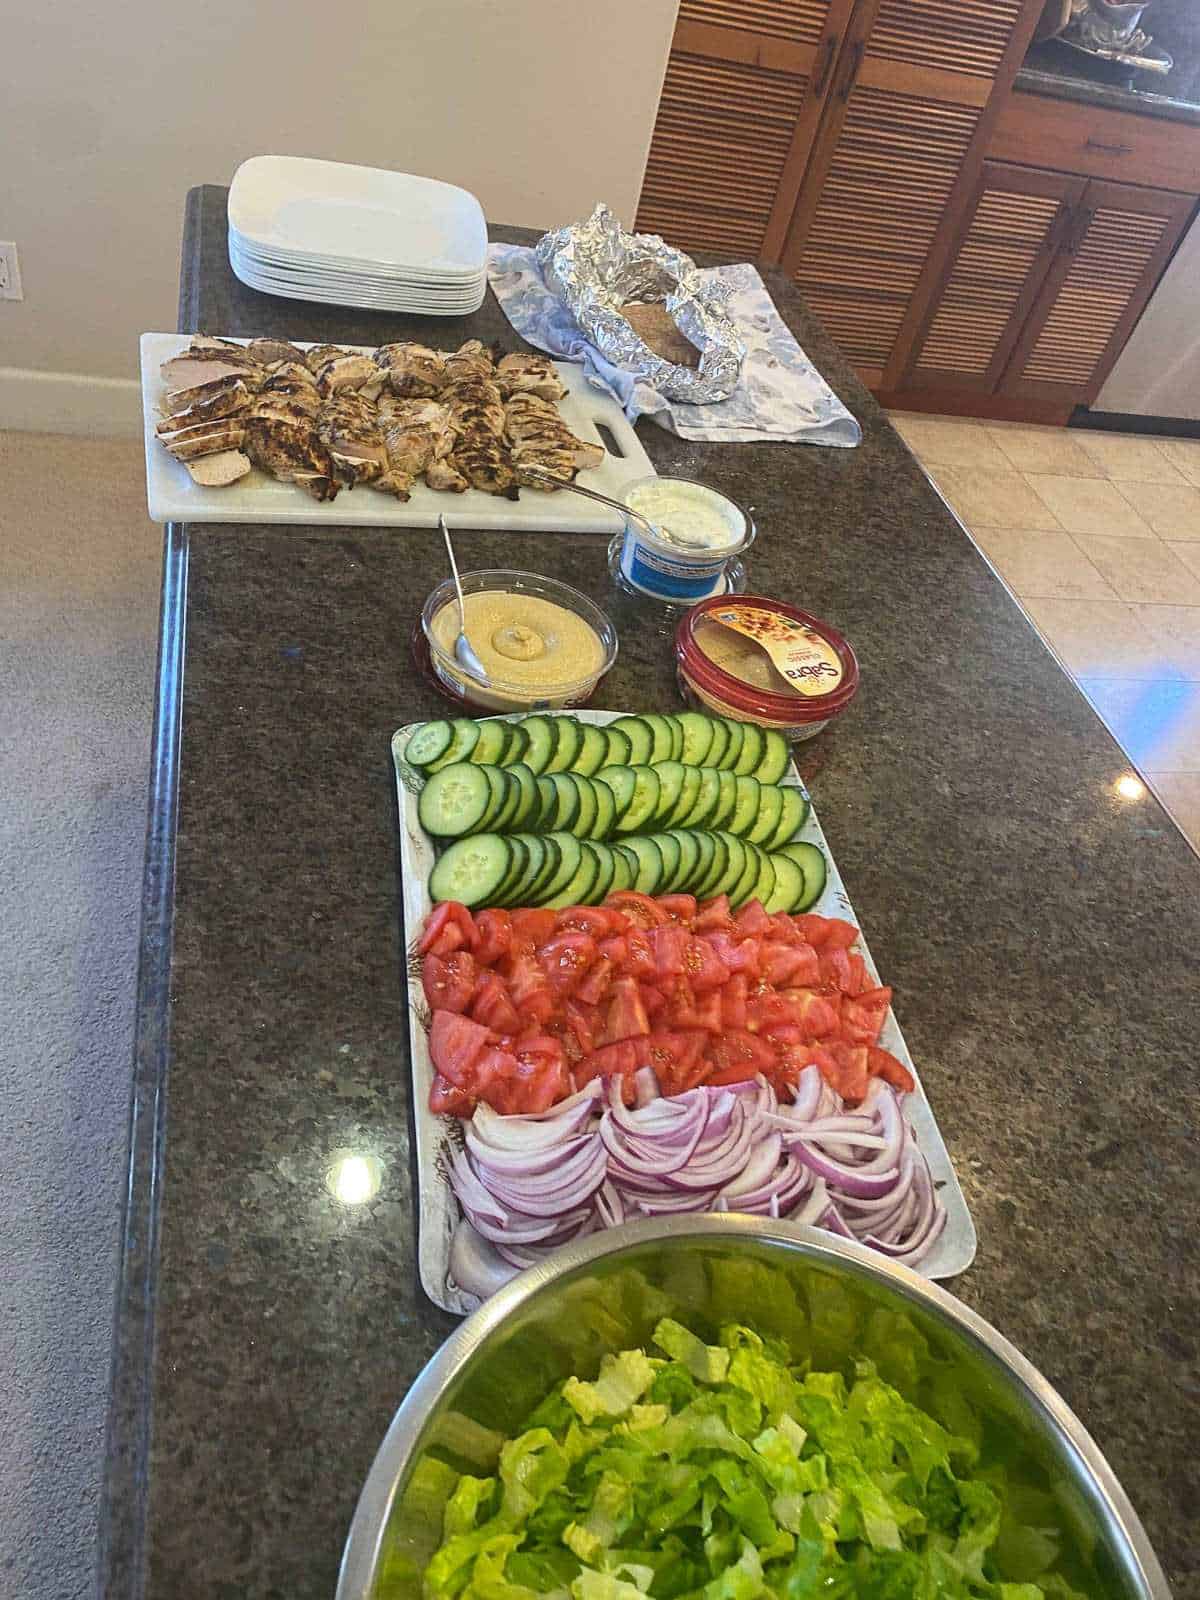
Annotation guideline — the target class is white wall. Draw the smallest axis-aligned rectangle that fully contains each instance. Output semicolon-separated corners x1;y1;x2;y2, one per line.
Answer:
0;0;677;423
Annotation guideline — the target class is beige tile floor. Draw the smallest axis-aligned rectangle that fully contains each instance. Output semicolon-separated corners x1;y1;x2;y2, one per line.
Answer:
890;413;1200;854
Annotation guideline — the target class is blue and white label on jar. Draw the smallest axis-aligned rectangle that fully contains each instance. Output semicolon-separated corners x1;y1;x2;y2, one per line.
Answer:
620;526;728;601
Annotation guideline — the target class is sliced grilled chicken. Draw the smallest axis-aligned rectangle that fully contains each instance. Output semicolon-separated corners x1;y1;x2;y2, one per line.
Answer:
190;335;257;357
243;416;339;501
443;339;499;385
187;450;252;487
511;445;586;488
261;360;318;390
310;349;385;398
316;393;389;487
161;352;261;393
156;373;259;432
495;353;567;402
253;374;322;421
504;394;605;471
447;434;519;499
163;369;263;413
375;342;446;397
158;418;248;461
441;377;506;440
247;337;308;367
378;399;456;478
425;457;469;493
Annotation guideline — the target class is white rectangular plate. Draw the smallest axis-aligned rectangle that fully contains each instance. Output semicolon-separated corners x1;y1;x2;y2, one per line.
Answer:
140;334;653;529
394;711;978;1315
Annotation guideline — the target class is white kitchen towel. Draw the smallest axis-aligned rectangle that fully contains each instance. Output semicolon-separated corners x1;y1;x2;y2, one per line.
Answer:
487;243;860;447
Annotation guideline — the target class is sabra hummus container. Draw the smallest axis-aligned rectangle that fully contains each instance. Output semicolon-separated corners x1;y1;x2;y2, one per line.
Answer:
617;475;754;603
675;594;859;742
421;569;617;713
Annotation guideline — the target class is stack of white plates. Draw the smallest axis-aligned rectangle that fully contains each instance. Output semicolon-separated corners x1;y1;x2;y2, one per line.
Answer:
227;156;488;314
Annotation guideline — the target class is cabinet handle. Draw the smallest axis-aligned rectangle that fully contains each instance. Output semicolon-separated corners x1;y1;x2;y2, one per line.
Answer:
1084;138;1134;156
837;39;864;101
812;34;838;97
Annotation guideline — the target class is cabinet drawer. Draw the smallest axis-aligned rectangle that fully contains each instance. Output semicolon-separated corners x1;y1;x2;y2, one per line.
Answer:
990;91;1200;192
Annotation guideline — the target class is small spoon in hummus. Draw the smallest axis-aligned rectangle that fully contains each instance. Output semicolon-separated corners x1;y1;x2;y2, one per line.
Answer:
440;515;490;686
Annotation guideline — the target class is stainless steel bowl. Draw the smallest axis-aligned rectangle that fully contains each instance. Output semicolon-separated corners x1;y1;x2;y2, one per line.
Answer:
338;1217;1170;1600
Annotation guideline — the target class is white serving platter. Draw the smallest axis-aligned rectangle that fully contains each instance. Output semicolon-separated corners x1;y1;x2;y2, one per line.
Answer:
393;710;979;1315
140;334;653;530
227;156;487;275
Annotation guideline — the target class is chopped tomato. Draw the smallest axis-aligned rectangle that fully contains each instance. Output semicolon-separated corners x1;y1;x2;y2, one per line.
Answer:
555;905;628;939
642;1029;709;1095
429;1009;491;1087
650;923;689;979
499;950;556;1024
509;908;557;949
819;946;856;995
845;952;868;996
574;1039;640;1087
419;901;478;957
658;893;698;923
766;911;803;946
598;976;651;1046
733;900;772;939
472;908;512;965
781;987;841;1040
824;1041;870;1104
868;1046;915;1094
597;935;628;967
422;951;477;1014
681;934;730;992
537;931;599;994
702;931;762;979
776;1041;839;1089
604;891;670;928
511;1036;570;1112
429;1074;475;1116
760;941;820;988
794;914;834;947
468;971;520;1035
561;997;599;1056
721;972;749;1031
576;955;616;1005
620;930;657;981
707;1030;777;1081
822;918;860;950
839;990;892;1047
693;894;733;932
666;983;723;1034
639;983;668;1020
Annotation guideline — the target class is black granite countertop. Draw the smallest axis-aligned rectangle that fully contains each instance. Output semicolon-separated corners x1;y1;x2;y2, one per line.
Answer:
99;186;1200;1600
1018;0;1200;124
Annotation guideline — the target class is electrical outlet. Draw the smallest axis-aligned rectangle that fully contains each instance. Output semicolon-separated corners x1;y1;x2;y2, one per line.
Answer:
0;242;24;301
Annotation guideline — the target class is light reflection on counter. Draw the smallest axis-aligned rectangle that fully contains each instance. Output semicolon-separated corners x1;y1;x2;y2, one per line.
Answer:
325;1151;383;1206
1115;773;1146;801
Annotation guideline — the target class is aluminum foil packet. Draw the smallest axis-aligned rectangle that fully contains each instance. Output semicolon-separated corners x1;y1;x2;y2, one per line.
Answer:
534;204;745;403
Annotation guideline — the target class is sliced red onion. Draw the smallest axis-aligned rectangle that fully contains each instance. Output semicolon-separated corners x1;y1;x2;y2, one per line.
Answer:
449;1220;519;1299
465;1127;596;1176
475;1146;607;1218
787;1064;823;1121
718;1132;783;1200
820;1202;858;1241
789;1176;830;1226
595;1179;624;1228
632;1066;660;1107
471;1090;599;1151
465;1204;593;1246
448;1148;508;1227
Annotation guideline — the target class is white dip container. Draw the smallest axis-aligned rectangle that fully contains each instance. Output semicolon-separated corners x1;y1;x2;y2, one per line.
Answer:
618;475;754;602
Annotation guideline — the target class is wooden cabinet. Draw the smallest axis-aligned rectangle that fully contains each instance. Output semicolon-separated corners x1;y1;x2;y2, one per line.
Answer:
902;167;1193;409
635;0;1042;383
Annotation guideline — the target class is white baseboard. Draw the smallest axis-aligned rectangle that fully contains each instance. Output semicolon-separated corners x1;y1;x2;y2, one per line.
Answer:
0;366;141;437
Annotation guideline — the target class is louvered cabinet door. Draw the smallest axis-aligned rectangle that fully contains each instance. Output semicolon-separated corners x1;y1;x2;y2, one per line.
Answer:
635;0;855;261
1001;181;1195;406
780;0;1040;382
910;163;1081;392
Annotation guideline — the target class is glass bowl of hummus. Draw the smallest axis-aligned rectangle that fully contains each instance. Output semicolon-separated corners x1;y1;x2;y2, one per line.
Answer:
675;593;859;743
421;570;618;713
616;475;754;604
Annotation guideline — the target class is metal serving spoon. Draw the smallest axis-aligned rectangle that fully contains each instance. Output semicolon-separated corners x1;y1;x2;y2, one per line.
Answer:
518;466;712;550
439;514;489;686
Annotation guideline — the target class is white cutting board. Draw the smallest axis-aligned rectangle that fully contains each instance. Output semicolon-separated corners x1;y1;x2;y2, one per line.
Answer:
392;710;978;1316
139;333;654;530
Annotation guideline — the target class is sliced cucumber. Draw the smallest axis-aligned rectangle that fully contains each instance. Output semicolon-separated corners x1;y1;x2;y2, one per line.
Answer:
688;830;717;895
573;723;608;777
728;775;761;837
666;828;701;891
478;766;512;833
545;841;599;910
666;716;685;761
590;778;616;841
705;718;731;771
494;836;529;906
666;764;703;828
548;772;581;832
693;832;729;900
758;728;790;785
468;720;507;765
744;850;775;914
653;830;683;890
745;783;784;847
614;766;662;834
718;719;745;772
568;772;598;839
652;760;686;824
506;764;538;831
534;832;583;905
500;835;544;906
710;833;747;899
709;769;740;831
609;716;653;765
763;853;804;916
589;842;617;903
492;769;524;833
623;835;664;895
687;767;723;830
732;722;765;778
602;724;633;767
767;787;810;851
518;715;556;776
496;721;525;766
403;719;454;769
728;840;762;909
640;713;676;764
594;764;636;817
535;775;558;831
429;834;511;907
676;710;715;767
417;761;492;837
776;841;827;912
608;845;635;893
544;715;583;774
529;834;562;902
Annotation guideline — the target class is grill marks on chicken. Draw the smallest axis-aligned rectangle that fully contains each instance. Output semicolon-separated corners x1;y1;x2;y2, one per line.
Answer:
155;335;604;500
